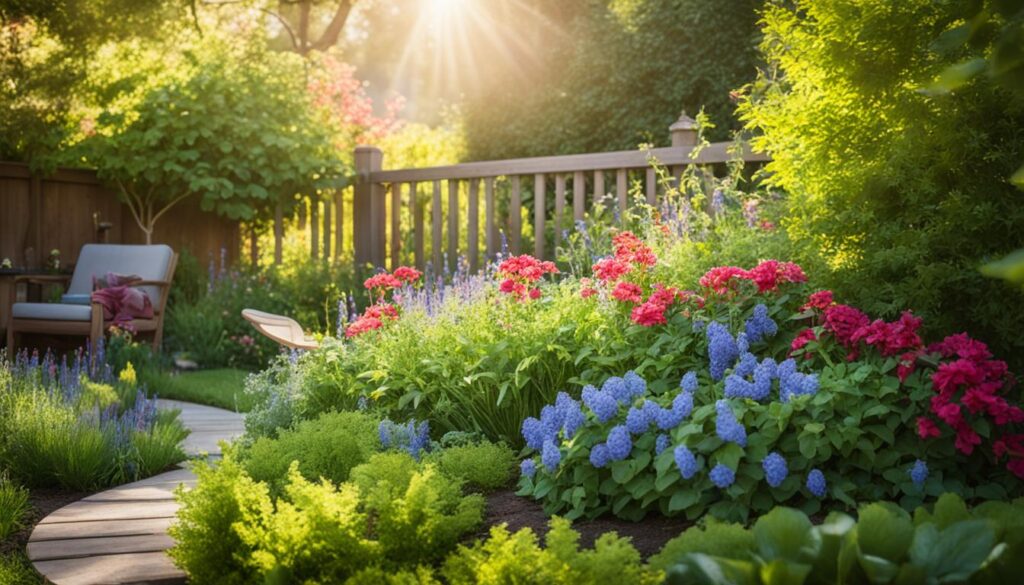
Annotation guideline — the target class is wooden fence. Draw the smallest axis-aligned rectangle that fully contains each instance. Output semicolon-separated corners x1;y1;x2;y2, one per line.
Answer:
349;114;769;271
0;162;239;269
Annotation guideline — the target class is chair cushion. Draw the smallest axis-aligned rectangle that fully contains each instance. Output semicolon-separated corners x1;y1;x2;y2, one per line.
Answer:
68;244;174;308
12;302;93;321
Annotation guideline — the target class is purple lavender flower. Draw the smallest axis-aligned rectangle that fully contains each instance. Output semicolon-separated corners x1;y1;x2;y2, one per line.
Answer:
606;426;632;461
763;452;788;488
710;464;736;488
379;420;392;448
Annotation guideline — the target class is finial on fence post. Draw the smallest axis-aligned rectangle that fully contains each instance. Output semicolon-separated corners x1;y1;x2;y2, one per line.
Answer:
669;111;698;147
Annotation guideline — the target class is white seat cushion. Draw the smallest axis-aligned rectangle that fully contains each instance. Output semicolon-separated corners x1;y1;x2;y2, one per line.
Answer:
12;302;93;321
68;244;174;308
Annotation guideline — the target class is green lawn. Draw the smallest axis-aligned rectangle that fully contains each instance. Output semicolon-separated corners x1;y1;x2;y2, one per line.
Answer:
145;368;253;412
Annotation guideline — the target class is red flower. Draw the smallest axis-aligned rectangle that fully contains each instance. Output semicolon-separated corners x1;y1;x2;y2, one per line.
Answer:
931;396;963;427
790;328;817;354
699;266;750;295
529;287;541;300
364;273;402;291
346;316;383;338
631;301;667;326
897;351;920;382
592;257;632;282
612;232;657;267
800;290;835;312
648;284;679;307
499;279;516;294
363;304;398;320
932;359;986;395
929;333;993;362
954;423;982;455
392;266;422;284
611;282;643;304
917;417;941;439
823;304;870;346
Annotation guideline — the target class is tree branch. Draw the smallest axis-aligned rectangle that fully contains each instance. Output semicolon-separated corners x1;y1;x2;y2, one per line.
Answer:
201;0;300;51
151;191;194;226
310;0;353;52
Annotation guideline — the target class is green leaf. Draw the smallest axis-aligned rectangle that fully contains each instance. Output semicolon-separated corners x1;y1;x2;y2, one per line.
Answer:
921;58;987;94
909;520;995;581
857;502;915;562
753;507;820;563
668;488;700;512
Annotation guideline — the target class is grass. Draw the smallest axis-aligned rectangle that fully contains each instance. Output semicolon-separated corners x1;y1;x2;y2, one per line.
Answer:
0;476;29;541
145;368;253;412
0;552;38;584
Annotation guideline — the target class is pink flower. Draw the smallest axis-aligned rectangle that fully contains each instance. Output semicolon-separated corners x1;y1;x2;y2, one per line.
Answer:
823;304;870;346
364;273;402;291
592;257;631;282
612;232;656;267
800;290;835;312
631;301;667;326
499;279;516;294
790;328;817;355
897;351;920;382
954;423;982;455
392;266;422;284
529;287;541;300
917;417;941;439
699;266;750;295
611;282;643;304
932;359;985;395
346;316;383;338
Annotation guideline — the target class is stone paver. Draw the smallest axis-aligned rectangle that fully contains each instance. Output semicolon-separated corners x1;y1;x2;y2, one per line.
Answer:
27;399;244;584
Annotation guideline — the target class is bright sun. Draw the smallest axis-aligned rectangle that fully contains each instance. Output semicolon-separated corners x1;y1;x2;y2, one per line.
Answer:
425;0;468;29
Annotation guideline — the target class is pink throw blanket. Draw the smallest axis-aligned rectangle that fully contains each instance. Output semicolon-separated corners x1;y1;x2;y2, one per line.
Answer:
90;272;154;328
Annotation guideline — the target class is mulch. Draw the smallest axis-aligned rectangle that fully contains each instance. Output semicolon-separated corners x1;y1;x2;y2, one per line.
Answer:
478;489;694;558
0;488;87;558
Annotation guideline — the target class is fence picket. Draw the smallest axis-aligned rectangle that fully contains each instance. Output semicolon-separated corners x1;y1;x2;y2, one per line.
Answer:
554;174;566;248
432;180;442;271
468;178;479;272
534;173;546;259
510;175;521;254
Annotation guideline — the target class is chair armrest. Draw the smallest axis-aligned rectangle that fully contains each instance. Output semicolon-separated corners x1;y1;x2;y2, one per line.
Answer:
13;274;72;286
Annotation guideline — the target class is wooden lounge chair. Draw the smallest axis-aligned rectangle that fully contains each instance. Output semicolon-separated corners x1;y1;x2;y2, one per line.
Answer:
241;309;319;350
5;244;177;358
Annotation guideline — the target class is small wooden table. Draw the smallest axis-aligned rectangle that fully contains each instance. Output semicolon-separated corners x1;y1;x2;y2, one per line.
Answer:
0;269;73;340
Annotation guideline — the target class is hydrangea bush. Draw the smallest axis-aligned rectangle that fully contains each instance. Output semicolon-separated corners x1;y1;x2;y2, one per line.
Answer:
517;259;1023;521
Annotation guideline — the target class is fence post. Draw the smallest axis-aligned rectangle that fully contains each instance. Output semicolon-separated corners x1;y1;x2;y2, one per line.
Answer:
354;146;385;267
669;111;698;147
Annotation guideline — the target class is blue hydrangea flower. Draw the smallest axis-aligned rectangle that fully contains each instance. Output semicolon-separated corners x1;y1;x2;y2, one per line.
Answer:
674;445;698;479
707;321;739;381
626;406;651;435
603;376;632;404
715;400;747;447
736;333;750;354
751;359;777;401
680;371;698;393
656;434;670;455
583;388;619;423
606;425;632;461
520;458;537;479
590;443;610;468
734;352;757;377
540;405;563;441
672;390;694;419
800;374;819;397
623;370;647;400
762;452;788;488
910;460;928;487
745;304;778;344
807;469;827;497
581;384;598;405
710;463;736;488
561;399;586;439
542;440;561;472
777;358;797;380
692;319;706;333
521;417;545;450
724;374;754;399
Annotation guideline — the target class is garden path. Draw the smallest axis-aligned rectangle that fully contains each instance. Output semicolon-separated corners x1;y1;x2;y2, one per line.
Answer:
25;399;244;585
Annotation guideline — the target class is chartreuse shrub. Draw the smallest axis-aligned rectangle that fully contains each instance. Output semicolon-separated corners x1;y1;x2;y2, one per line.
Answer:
170;441;492;584
423;441;516;491
0;352;187;491
660;494;1024;585
518;256;1024;522
239;410;380;493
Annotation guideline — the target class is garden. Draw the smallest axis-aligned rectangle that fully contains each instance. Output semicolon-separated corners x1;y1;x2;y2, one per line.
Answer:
2;0;1024;584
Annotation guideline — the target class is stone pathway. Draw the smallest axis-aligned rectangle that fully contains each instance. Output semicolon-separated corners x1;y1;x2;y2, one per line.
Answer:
27;399;245;585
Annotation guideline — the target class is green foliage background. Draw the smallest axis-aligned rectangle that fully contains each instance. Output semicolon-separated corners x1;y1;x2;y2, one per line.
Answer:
738;0;1024;368
462;0;763;160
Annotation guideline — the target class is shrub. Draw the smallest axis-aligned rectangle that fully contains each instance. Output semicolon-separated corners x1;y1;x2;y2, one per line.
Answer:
660;494;1024;585
242;355;304;439
738;0;1024;371
0;554;38;585
168;456;269;585
517;260;1023;521
0;352;187;491
349;452;420;498
647;517;754;572
441;517;660;585
0;474;29;540
240;410;379;493
423;441;516;492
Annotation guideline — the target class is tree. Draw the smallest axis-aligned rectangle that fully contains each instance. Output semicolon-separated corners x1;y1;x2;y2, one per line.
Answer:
199;0;359;56
80;37;346;243
738;0;1024;368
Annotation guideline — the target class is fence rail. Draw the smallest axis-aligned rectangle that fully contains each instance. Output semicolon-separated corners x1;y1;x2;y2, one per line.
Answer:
352;113;769;270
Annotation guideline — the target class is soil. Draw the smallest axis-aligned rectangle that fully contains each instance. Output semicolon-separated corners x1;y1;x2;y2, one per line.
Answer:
0;488;87;558
478;489;694;558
